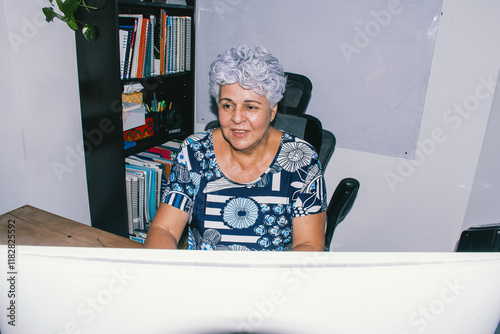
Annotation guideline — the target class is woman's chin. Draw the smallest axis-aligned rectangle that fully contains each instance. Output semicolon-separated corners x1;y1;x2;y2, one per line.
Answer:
228;141;252;152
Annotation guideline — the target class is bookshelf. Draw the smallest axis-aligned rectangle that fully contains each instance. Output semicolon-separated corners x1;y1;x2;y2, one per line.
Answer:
74;0;195;237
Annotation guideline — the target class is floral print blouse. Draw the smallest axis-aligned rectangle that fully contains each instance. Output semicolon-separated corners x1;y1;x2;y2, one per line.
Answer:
161;129;327;251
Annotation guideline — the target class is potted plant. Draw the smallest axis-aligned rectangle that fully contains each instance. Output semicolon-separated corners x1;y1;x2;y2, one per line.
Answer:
42;0;98;41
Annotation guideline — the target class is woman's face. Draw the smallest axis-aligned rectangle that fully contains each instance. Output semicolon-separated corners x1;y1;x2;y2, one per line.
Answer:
218;83;277;153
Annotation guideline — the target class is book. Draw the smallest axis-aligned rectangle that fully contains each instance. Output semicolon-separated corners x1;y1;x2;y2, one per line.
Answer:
159;10;166;74
126;160;165;226
144;15;156;77
145;146;174;159
119;28;129;78
126;172;140;234
156;13;191;75
120;14;144;78
124;141;183;234
119;17;138;79
136;17;149;78
185;16;191;71
129;235;145;244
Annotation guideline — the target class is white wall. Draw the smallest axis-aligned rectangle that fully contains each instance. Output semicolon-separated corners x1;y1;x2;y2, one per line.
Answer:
462;69;500;231
0;0;91;225
194;0;500;251
328;0;499;252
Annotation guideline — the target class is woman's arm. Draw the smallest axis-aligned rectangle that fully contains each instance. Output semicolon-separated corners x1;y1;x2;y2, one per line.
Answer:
144;202;189;249
291;211;326;251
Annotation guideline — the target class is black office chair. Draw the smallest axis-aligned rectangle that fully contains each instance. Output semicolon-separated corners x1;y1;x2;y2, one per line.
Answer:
270;113;360;251
278;72;313;115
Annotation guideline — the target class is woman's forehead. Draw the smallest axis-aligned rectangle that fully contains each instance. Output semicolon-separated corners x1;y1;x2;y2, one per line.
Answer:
219;83;268;104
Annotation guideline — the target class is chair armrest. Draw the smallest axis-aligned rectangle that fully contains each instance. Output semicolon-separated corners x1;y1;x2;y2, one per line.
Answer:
324;178;360;251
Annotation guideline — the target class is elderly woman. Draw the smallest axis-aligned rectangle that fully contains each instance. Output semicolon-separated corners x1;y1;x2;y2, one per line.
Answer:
145;44;327;251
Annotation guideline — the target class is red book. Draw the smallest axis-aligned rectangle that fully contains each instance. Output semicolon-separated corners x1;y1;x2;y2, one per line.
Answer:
146;147;173;160
136;18;149;78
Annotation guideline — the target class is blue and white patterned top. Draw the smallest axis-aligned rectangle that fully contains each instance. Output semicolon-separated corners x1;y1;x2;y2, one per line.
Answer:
161;129;327;251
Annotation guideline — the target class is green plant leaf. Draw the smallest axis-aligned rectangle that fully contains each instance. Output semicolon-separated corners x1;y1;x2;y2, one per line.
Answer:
82;25;94;41
66;18;79;30
42;0;97;41
56;0;79;18
42;7;56;22
80;0;98;11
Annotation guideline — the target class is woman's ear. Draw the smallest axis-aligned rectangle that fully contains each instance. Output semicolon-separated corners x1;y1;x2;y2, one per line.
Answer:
270;104;278;123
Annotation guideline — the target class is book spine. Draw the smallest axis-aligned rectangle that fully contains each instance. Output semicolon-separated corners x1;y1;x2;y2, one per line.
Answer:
166;15;171;74
136;18;149;79
159;10;165;75
130;16;143;78
180;16;185;72
119;29;128;79
185;16;191;71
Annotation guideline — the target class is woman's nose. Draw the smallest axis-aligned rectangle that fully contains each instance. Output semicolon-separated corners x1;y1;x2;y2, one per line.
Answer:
231;106;245;124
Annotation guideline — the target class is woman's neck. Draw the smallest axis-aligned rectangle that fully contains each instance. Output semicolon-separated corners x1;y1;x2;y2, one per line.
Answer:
213;127;282;183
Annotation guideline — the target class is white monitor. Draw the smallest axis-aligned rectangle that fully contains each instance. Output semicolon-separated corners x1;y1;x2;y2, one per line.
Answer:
1;246;500;334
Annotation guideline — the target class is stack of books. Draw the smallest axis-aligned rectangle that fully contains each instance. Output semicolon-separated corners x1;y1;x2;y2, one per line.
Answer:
159;11;192;75
125;140;182;243
119;13;192;80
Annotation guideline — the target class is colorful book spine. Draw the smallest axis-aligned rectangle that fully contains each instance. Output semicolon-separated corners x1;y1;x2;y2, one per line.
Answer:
120;13;191;78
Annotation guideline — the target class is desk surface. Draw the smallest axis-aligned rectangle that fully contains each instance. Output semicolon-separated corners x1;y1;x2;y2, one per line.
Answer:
0;205;142;248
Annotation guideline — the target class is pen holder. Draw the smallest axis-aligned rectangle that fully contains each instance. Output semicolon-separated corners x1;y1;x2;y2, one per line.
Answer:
151;112;162;136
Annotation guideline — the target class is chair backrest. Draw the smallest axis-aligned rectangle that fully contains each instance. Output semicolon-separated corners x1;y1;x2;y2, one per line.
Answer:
204;120;219;131
278;72;313;115
319;129;336;171
272;113;323;154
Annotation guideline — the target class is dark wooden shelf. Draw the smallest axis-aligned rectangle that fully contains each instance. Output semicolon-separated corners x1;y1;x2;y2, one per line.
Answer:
121;70;192;83
124;130;188;156
75;0;195;238
119;0;194;10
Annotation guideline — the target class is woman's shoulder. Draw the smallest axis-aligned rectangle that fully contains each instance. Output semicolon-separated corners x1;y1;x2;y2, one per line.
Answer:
279;130;316;151
180;130;212;148
275;130;320;173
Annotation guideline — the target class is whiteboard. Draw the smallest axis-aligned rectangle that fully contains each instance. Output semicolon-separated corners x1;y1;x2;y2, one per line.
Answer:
195;0;443;158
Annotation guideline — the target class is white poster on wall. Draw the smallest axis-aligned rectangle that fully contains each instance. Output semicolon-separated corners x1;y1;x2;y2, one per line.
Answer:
195;0;443;158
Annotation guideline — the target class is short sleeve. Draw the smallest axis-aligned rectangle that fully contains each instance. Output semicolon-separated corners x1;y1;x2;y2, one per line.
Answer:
276;137;327;217
161;137;202;214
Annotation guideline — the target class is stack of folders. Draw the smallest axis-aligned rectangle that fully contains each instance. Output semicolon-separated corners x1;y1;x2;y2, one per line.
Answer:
126;140;182;243
119;12;192;79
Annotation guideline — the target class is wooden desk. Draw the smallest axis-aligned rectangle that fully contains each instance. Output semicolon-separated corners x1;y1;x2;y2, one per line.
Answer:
0;205;142;248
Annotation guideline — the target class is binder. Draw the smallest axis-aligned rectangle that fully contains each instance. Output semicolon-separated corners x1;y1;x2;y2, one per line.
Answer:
119;16;137;79
120;14;144;78
136;17;149;78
